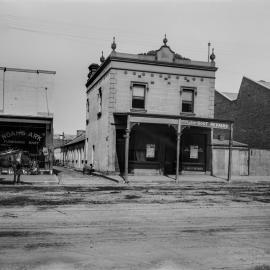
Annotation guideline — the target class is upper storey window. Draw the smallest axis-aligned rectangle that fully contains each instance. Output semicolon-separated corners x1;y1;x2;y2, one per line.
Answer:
97;87;102;117
131;83;148;110
86;98;89;113
181;88;195;113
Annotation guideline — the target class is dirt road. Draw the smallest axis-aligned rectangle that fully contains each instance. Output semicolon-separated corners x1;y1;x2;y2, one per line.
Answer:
0;170;269;270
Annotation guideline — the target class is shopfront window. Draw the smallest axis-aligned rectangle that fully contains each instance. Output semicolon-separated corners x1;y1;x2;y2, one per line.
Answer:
86;98;89;112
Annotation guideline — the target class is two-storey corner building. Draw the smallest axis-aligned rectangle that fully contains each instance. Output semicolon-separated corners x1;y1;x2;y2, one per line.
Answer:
0;67;55;173
85;37;233;181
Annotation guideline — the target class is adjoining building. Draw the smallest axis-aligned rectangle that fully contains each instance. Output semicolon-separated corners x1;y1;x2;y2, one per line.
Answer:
85;37;233;181
215;76;270;176
215;76;270;149
0;67;55;174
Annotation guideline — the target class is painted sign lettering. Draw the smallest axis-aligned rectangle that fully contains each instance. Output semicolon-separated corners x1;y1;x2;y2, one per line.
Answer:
181;120;230;129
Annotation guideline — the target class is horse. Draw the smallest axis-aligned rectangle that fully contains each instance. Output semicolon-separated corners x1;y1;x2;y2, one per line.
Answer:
0;149;29;184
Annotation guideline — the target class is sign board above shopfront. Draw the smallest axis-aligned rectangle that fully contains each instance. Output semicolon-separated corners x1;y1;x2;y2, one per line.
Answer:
181;119;230;130
126;113;231;130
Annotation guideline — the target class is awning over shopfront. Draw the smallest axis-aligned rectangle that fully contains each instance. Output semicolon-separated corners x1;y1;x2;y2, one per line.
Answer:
0;115;53;171
114;112;233;182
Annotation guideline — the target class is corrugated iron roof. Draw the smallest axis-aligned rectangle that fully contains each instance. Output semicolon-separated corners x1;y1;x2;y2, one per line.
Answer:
63;133;85;147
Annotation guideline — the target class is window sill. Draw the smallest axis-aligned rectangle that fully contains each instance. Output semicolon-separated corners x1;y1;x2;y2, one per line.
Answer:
130;108;147;113
180;112;196;117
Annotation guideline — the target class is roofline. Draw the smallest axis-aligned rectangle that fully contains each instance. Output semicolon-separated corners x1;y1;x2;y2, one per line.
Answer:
86;52;217;88
0;114;53;120
0;67;56;75
0;114;53;125
62;135;85;147
243;76;270;90
215;89;238;101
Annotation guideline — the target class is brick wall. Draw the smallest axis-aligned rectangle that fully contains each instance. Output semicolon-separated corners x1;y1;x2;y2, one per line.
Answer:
214;77;270;149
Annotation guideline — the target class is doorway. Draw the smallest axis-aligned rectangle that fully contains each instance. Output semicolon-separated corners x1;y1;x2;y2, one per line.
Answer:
181;132;207;172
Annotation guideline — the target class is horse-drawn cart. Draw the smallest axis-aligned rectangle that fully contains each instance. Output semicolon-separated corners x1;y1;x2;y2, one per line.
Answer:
0;149;40;184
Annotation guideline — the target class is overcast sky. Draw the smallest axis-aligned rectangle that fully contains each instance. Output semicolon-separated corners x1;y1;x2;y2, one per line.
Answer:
0;0;269;134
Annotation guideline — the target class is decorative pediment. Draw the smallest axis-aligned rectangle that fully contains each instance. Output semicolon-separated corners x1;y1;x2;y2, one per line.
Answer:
139;35;190;63
156;46;175;62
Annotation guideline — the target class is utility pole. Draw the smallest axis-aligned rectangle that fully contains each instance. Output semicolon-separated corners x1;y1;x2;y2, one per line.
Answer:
208;41;211;62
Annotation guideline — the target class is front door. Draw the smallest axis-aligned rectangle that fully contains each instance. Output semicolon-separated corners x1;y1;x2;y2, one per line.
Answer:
181;133;207;172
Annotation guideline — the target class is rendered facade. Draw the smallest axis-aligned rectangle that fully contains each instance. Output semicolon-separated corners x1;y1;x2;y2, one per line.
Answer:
85;37;233;180
0;67;55;173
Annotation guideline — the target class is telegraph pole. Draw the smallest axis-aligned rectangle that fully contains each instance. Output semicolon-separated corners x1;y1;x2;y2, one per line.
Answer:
61;132;65;166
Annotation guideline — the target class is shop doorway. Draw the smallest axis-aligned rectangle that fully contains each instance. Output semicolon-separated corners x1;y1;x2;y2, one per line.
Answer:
127;124;176;175
181;132;207;172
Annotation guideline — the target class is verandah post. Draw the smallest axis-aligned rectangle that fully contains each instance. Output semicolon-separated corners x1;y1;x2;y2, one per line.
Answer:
210;128;214;176
176;118;181;181
124;115;130;183
227;122;233;181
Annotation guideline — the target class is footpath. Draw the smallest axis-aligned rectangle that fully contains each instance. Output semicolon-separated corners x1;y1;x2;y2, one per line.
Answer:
0;166;269;186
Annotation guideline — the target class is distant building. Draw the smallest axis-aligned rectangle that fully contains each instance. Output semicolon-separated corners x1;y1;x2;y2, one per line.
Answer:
215;76;270;149
85;37;233;180
0;67;55;173
53;133;77;164
60;130;86;170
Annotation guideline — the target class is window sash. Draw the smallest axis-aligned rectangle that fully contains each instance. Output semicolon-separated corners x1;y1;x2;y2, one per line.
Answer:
182;90;193;102
132;85;145;98
182;89;194;113
132;84;146;109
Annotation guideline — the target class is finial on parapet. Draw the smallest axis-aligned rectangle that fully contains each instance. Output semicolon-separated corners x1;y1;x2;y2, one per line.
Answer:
163;34;168;46
111;37;116;51
210;48;216;63
100;51;105;63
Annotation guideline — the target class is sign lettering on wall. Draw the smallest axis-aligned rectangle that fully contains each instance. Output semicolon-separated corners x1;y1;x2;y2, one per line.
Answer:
1;130;42;142
0;128;45;149
181;120;230;130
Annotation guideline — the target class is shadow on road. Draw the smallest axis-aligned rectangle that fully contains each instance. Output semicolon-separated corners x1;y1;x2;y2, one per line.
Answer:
91;172;120;183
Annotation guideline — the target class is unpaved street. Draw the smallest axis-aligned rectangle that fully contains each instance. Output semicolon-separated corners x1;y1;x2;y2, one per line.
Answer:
0;169;270;270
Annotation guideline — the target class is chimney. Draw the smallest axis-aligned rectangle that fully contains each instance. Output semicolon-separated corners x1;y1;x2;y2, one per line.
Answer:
87;63;99;79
